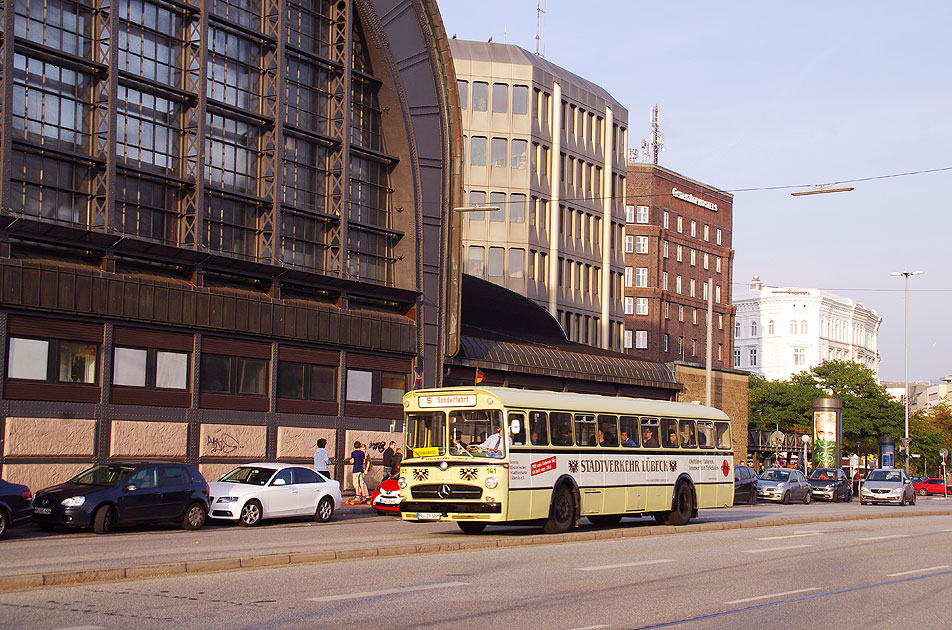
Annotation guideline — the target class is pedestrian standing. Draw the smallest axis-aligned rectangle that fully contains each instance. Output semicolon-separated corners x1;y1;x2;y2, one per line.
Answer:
349;441;369;501
391;447;403;477
313;438;331;478
382;440;396;478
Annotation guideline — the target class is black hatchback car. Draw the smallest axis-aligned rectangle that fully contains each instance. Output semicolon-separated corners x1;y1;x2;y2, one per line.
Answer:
808;468;852;502
733;464;758;505
32;462;209;534
0;478;33;539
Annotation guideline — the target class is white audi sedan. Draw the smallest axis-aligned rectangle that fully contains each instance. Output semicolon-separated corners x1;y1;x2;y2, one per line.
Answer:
208;463;341;526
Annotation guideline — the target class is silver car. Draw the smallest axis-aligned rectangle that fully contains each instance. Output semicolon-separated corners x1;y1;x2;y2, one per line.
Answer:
860;468;916;506
757;468;812;504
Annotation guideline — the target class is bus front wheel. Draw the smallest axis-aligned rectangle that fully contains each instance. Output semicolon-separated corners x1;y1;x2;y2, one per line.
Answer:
543;486;575;534
665;483;694;526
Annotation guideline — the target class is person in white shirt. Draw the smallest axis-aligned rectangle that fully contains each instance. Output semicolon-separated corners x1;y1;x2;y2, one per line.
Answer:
313;438;331;477
477;427;505;453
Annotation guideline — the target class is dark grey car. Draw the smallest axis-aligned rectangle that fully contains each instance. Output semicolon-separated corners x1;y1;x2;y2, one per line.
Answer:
860;468;916;506
757;468;812;504
808;468;852;502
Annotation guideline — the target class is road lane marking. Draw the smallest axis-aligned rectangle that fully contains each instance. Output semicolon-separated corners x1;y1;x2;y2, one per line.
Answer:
742;544;813;553
568;625;609;630
306;581;469;602
757;532;823;541
576;559;674;571
887;565;950;577
857;534;909;541
724;587;820;605
53;627;104;630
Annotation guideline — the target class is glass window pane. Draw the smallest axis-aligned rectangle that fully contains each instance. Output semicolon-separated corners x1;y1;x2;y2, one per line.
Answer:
470;136;486;166
619;416;639;447
201;355;231;392
472;81;488;111
678;420;696;447
529;411;548;445
550;412;573;446
381;373;405;404
512;85;528;115
468;190;485;221
661;418;679;448
490;137;506;167
114;347;147;387
511;139;527;169
238;358;267;395
58;342;98;384
457;80;468;110
156;351;188;389
492;83;508;113
8;337;49;380
278;361;305;398
574;413;596;446
508;248;524;278
309;365;336;401
467;245;484;275
488;247;504;277
509;193;525;223
346;369;373;402
489;192;506;222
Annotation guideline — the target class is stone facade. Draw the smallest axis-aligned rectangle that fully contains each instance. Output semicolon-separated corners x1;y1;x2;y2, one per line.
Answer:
673;364;749;463
110;421;188;458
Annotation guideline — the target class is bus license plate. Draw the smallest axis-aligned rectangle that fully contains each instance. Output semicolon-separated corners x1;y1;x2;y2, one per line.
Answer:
416;512;441;520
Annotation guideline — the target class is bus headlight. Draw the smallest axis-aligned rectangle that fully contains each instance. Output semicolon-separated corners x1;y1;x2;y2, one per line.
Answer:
485;476;498;489
397;477;407;489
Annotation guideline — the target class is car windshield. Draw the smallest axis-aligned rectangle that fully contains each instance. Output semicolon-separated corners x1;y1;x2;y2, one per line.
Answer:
867;470;902;482
809;469;835;481
69;465;136;486
760;470;789;482
219;466;277;486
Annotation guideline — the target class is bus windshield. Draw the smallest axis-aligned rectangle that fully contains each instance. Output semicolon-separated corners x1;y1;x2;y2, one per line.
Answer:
406;412;446;456
449;409;505;459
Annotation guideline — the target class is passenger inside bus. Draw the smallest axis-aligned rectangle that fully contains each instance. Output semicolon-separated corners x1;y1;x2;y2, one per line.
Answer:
620;431;636;447
642;426;659;448
679;421;696;447
530;431;540;445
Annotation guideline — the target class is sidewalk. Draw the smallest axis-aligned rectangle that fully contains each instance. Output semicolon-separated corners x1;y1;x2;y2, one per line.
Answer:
2;504;950;594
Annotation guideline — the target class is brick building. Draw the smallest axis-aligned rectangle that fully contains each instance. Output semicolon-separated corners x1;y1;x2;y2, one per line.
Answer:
622;164;735;369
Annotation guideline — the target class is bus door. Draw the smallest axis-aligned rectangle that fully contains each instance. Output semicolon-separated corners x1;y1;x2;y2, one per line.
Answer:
619;415;645;511
598;415;626;514
574;413;603;515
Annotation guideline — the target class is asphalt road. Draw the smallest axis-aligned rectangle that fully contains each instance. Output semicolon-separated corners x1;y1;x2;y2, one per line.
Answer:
0;498;950;629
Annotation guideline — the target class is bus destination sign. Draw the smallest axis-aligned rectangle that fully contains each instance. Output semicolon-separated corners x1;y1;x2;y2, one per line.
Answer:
419;394;477;408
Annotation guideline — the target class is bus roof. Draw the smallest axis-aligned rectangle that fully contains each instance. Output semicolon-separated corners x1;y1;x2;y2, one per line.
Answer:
406;386;730;421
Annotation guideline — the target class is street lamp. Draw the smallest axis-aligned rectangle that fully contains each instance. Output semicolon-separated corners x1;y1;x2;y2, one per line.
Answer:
801;434;811;474
891;270;923;474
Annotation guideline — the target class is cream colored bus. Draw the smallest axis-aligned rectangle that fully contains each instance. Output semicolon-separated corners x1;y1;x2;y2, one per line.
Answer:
398;387;735;534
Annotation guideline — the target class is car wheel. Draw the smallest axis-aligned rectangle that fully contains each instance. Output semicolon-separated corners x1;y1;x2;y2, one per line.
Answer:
911;492;916;505
919;488;928;496
543;486;575;534
748;491;757;506
803;491;811;505
93;505;115;535
182;502;206;530
0;508;8;540
781;491;790;505
239;500;263;527
458;521;487;534
665;483;694;526
314;496;334;523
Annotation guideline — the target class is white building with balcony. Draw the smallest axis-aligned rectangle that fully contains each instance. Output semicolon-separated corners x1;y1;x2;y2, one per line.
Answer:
732;277;881;381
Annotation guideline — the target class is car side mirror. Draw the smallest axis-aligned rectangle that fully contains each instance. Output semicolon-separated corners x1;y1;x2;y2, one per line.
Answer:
124;484;137;493
272;478;287;486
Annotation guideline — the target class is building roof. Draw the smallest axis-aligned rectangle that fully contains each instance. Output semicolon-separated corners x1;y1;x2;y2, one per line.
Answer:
449;40;626;116
457;274;678;389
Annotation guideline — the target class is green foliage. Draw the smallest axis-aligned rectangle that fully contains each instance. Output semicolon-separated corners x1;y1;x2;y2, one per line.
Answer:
749;360;904;452
910;400;952;475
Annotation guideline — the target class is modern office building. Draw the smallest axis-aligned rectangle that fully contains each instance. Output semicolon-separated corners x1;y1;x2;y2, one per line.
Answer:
450;40;629;351
622;164;735;368
733;277;882;381
0;0;461;491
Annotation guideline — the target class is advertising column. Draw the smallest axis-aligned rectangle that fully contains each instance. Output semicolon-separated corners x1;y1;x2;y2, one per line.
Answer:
812;398;842;469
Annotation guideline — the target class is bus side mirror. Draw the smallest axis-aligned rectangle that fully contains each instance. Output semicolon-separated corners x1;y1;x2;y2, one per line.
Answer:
510;419;521;434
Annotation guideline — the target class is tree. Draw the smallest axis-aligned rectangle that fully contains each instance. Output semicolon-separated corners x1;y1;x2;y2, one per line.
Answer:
910;400;952;475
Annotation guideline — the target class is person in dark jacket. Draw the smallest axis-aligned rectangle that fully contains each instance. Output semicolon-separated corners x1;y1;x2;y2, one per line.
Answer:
382;441;396;478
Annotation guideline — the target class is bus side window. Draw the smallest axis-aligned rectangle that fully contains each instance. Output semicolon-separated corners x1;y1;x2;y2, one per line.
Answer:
715;422;731;449
509;412;526;445
640;417;660;448
697;421;715;448
597;415;618;446
619;416;639;447
529;411;548;445
550;412;573;446
661;418;679;448
678;419;696;448
574;414;596;447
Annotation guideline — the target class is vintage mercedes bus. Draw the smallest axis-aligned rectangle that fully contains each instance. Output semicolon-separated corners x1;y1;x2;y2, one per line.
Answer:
398;387;735;533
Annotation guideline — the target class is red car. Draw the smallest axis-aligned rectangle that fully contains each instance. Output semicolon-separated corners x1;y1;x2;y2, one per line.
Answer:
370;478;402;515
913;478;951;496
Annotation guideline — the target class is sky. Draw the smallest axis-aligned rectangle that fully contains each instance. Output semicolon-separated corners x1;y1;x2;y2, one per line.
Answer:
436;0;952;383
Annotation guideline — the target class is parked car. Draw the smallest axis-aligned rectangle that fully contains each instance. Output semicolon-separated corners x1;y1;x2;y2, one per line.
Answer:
860;468;915;505
757;468;812;504
808;468;852;502
370;477;402;515
32;462;209;534
208;463;341;526
910;476;927;485
733;464;758;506
0;478;33;539
913;478;951;496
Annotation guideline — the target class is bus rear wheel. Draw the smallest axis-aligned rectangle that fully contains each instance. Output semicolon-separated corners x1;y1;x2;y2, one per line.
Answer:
665;483;694;526
457;521;487;534
588;514;622;527
543;486;575;534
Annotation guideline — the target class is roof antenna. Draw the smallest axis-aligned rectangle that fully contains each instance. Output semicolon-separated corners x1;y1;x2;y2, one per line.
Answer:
535;0;546;56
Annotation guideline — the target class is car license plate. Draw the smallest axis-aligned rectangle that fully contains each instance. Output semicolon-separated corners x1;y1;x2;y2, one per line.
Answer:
416;512;441;520
379;496;400;504
34;507;51;515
